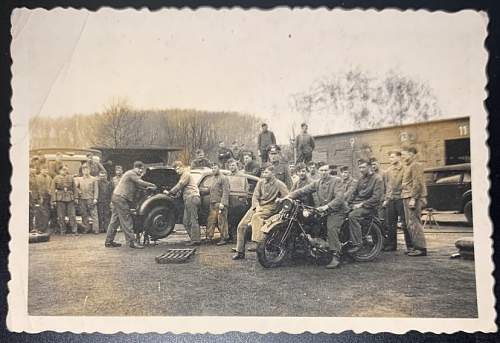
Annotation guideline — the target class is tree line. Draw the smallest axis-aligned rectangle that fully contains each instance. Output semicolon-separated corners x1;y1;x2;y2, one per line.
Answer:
29;98;262;163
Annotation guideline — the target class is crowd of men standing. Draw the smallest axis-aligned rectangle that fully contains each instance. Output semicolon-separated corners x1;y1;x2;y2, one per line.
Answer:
30;121;429;265
29;152;124;236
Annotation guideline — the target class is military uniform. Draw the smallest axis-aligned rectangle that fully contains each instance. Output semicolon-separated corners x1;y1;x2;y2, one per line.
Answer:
290;175;314;206
384;163;410;250
105;169;156;245
34;173;52;232
51;174;78;234
97;178;113;233
347;173;384;248
340;177;357;203
170;168;201;243
75;175;100;233
289;175;346;252
271;161;292;190
250;178;289;243
401;160;428;252
295;133;315;163
206;173;230;241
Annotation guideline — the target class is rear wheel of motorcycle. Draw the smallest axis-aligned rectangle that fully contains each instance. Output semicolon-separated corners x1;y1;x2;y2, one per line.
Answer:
144;206;176;240
352;219;383;262
256;227;289;268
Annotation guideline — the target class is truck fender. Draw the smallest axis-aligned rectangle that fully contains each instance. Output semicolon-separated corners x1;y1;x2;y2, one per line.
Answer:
261;214;284;234
138;194;176;216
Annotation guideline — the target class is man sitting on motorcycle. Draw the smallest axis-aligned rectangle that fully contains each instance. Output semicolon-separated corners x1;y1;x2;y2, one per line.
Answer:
232;163;288;260
346;159;384;253
286;163;346;269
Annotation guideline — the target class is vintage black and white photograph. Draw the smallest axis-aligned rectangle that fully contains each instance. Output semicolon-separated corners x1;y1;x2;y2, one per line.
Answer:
8;8;494;333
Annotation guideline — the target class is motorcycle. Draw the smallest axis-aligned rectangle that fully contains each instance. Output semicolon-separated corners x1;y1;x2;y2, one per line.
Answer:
256;198;384;268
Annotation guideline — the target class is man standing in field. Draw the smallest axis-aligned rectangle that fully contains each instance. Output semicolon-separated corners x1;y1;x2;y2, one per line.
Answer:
34;167;52;233
401;147;428;257
51;166;78;235
97;170;113;234
206;163;230;245
75;165;100;234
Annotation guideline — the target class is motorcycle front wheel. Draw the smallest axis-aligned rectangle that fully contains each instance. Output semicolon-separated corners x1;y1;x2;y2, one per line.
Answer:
257;225;290;268
352;219;383;262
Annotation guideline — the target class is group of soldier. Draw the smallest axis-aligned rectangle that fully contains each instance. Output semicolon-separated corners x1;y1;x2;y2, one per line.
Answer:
105;122;428;269
29;152;124;236
30;121;428;267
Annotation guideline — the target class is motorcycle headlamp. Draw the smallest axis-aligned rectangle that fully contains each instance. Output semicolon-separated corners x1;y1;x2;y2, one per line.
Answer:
282;198;293;211
302;209;312;218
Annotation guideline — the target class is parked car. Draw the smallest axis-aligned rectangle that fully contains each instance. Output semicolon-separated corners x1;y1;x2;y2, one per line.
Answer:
133;166;259;241
424;163;472;226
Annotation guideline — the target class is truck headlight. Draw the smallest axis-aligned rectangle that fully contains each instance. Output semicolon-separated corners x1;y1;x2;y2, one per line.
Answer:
302;209;311;218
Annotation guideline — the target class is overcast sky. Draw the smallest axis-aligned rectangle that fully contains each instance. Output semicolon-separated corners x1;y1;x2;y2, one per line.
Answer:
11;8;487;142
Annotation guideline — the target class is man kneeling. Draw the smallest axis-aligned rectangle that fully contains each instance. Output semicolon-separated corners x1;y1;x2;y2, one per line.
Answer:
232;163;288;260
286;163;346;269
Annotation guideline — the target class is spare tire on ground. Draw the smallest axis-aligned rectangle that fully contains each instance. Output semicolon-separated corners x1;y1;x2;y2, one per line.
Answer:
454;236;474;260
29;232;50;244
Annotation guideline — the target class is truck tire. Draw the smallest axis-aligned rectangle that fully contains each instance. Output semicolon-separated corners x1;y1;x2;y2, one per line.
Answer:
29;232;50;244
464;201;473;226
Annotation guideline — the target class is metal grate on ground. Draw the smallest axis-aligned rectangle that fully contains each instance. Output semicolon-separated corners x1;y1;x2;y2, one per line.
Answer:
155;248;196;264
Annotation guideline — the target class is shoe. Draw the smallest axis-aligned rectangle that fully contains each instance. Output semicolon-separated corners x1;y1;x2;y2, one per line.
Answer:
105;242;122;248
346;245;361;254
216;240;228;246
247;246;257;252
383;246;397;252
232;252;245;260
129;241;145;249
326;255;340;269
231;247;237;252
73;233;80;237
408;249;427;257
404;248;415;255
185;241;200;246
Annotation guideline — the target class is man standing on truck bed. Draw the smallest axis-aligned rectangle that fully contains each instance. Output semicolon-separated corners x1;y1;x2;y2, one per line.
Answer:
105;161;157;249
257;123;276;163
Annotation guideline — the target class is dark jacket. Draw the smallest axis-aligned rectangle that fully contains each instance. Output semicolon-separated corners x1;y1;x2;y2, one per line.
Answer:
289;175;344;211
244;160;261;177
272;161;292;190
290;176;314;206
51;174;77;203
257;131;276;152
348;173;384;209
295;133;315;154
97;179;113;204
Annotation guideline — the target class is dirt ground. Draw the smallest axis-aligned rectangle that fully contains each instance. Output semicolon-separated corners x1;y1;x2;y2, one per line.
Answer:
28;225;477;318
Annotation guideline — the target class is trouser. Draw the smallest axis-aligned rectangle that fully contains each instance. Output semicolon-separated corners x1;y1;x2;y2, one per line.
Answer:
183;195;201;243
97;202;111;233
348;207;374;247
403;198;427;250
236;207;255;253
29;194;36;232
296;150;313;163
325;211;345;253
250;203;280;243
206;203;228;241
260;149;269;163
56;201;77;234
36;194;51;232
80;199;99;233
105;195;136;244
385;198;411;249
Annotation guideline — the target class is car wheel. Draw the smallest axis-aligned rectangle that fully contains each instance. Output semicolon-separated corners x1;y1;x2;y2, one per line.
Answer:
144;206;176;240
464;200;473;226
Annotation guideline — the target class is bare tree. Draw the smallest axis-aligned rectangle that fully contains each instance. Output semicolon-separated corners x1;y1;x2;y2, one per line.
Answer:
291;69;441;132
